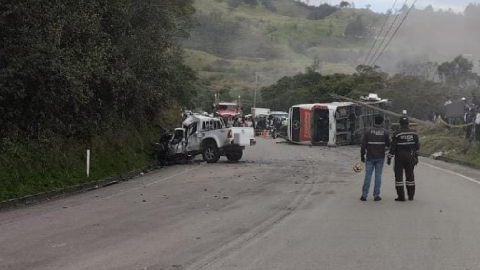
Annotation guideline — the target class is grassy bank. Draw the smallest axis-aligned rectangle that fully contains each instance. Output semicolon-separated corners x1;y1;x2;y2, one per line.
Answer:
0;126;159;202
417;124;480;165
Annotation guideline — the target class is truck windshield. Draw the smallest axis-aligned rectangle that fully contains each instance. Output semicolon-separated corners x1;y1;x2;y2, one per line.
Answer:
218;105;237;111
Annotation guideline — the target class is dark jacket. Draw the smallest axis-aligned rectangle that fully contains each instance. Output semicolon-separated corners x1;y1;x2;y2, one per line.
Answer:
361;125;391;160
388;127;420;159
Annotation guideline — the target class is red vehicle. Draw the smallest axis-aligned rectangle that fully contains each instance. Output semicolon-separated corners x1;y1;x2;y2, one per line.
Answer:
214;102;241;122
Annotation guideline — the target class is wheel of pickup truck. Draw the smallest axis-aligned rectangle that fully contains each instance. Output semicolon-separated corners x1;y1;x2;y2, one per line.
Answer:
202;143;221;163
226;149;243;162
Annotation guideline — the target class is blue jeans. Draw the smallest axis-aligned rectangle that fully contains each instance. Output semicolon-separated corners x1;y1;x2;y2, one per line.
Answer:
362;159;385;198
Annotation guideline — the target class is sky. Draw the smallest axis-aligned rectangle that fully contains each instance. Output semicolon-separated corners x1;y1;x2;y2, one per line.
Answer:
302;0;479;13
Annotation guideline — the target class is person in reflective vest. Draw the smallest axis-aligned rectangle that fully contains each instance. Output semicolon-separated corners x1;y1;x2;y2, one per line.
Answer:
387;117;420;201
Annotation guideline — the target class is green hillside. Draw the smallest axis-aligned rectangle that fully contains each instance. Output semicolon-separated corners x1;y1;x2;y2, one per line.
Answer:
183;0;381;108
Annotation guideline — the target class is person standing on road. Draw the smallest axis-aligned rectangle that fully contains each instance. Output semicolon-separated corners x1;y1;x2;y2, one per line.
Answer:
387;117;420;201
465;107;475;141
475;108;480;141
360;115;391;202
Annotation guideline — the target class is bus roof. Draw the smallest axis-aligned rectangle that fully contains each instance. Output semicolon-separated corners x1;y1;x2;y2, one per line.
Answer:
291;102;356;110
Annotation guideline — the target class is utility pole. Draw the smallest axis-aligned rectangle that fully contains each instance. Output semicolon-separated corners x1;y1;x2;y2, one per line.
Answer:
254;72;267;108
254;72;259;109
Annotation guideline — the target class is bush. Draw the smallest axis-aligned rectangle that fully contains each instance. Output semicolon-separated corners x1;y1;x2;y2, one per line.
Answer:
345;16;368;37
307;4;339;20
262;0;277;12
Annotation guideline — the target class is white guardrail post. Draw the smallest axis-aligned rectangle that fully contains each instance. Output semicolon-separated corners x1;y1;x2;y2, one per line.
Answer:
86;149;90;178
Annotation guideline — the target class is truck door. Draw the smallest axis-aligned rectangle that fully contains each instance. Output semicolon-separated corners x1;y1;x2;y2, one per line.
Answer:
186;122;200;152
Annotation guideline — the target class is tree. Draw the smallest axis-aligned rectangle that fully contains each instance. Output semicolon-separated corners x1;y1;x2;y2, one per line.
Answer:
227;0;242;8
340;1;351;8
345;16;367;37
307;56;322;73
244;0;258;7
0;0;197;140
400;4;409;13
328;21;334;36
424;5;434;12
262;0;276;12
437;55;477;88
307;4;339;20
396;60;439;80
465;3;480;17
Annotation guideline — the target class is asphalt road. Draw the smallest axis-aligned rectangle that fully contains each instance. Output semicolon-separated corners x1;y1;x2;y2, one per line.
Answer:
1;138;480;270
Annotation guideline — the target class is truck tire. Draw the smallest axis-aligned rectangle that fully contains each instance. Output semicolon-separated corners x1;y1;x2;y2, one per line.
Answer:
226;149;243;162
202;143;221;163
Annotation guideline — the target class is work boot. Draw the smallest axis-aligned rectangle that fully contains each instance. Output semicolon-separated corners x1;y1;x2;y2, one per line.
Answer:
395;186;406;202
407;185;415;201
360;196;367;201
374;197;382;201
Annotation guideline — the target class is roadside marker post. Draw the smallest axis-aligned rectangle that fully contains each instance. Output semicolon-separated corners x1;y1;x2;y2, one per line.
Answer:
86;149;90;178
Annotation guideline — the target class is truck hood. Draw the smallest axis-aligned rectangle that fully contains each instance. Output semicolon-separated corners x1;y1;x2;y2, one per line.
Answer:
217;111;238;117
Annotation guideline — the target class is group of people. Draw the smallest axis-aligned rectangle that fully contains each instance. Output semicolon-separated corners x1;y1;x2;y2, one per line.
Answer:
251;115;287;130
360;115;420;202
441;98;480;141
225;116;244;128
463;106;480;141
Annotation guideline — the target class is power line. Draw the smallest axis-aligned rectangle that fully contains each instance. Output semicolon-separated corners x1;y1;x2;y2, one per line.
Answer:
367;0;409;66
371;0;418;66
363;0;398;66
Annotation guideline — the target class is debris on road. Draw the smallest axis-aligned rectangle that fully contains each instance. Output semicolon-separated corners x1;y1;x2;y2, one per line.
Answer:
431;151;446;159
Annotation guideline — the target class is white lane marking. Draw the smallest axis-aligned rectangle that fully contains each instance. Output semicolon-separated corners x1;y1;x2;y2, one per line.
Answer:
422;162;480;185
101;165;203;200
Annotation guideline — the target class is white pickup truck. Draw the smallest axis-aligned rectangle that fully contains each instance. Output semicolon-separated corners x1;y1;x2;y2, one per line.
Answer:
168;114;256;163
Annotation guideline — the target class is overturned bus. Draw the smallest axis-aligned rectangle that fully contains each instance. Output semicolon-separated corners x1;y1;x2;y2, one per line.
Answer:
287;99;390;146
